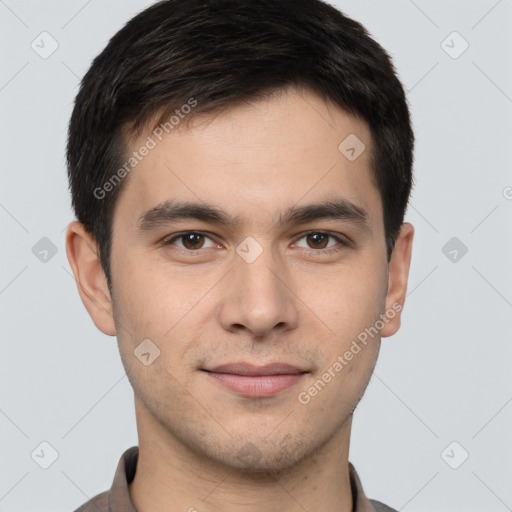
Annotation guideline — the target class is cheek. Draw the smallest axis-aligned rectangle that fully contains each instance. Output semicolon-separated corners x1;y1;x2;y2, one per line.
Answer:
111;260;209;378
111;247;181;336
304;260;385;402
314;259;387;338
296;338;379;415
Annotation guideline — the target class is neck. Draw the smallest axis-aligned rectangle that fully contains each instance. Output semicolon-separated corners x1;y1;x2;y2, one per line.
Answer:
129;409;354;512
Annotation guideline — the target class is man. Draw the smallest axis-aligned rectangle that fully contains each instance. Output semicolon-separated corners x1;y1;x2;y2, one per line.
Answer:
65;0;414;510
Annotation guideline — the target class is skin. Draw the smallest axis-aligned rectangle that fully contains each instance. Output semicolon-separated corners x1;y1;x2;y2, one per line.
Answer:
66;85;414;512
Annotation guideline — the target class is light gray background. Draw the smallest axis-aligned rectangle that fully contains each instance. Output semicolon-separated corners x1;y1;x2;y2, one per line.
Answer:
1;1;511;511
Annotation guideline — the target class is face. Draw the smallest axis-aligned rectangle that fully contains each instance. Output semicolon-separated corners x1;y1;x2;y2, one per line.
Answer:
68;86;413;474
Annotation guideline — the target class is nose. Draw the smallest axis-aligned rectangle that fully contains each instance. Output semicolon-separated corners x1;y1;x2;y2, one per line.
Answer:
216;244;299;339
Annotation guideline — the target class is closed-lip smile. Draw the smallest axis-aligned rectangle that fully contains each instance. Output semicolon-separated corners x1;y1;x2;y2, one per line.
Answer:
202;362;309;397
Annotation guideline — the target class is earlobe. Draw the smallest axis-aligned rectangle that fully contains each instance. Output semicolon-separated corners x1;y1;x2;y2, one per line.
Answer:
65;221;117;336
381;222;414;338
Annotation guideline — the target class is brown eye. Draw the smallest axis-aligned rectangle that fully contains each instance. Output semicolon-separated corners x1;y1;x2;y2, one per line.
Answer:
306;233;329;249
295;232;347;253
180;233;205;250
164;232;217;251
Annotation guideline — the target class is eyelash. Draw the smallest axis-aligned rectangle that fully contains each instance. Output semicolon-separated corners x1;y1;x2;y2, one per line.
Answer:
162;231;350;255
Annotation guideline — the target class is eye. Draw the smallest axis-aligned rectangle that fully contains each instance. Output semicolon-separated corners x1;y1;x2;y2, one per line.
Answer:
162;230;350;255
163;231;218;251
293;232;349;254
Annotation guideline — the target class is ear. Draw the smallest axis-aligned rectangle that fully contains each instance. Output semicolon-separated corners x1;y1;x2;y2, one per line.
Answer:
381;222;414;338
65;221;116;336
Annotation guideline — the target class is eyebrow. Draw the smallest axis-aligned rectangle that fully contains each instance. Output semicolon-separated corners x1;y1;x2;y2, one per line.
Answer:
136;198;372;234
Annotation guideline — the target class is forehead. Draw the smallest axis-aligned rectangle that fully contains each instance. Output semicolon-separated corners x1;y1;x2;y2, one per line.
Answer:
113;87;381;232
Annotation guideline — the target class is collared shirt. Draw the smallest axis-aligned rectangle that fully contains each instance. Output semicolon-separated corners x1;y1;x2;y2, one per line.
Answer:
73;446;397;512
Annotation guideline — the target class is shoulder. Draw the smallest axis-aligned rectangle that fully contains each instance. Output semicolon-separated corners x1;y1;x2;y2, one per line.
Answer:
72;490;109;512
369;498;399;512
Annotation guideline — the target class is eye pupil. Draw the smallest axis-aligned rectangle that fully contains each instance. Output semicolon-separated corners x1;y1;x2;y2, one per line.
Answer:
183;233;204;250
308;233;328;249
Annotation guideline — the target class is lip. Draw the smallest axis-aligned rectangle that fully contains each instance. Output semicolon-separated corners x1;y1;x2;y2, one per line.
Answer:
207;362;307;376
202;362;309;398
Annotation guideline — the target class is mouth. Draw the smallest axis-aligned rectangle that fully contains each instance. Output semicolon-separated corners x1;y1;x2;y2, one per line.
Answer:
201;362;309;398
